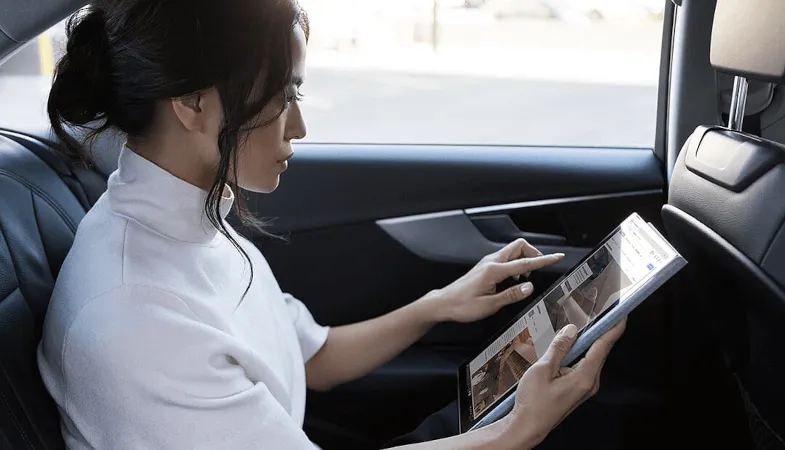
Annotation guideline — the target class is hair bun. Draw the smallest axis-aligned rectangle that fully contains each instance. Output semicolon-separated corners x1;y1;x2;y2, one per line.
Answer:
48;7;113;126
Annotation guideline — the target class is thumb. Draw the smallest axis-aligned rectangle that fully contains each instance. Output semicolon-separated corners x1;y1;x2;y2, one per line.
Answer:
539;324;578;377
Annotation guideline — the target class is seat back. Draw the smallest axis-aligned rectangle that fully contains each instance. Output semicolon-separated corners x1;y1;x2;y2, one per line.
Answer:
0;133;105;449
664;126;785;448
664;2;785;446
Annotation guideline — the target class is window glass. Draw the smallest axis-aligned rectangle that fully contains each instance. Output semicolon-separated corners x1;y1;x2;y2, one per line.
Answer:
301;0;664;147
0;1;665;148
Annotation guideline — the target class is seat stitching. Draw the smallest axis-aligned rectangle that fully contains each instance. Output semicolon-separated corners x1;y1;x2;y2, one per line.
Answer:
29;191;55;282
0;169;77;233
0;158;75;450
0;236;50;449
0;387;35;450
0;218;22;307
0;290;37;450
760;211;785;265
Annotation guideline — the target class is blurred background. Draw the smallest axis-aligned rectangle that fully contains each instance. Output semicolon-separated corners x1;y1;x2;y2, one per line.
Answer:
0;0;665;147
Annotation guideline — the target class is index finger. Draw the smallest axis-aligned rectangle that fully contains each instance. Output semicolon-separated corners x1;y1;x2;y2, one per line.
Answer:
572;318;627;375
496;253;564;278
495;238;543;263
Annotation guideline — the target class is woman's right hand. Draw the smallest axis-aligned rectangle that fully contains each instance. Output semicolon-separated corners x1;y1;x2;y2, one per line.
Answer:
503;319;627;447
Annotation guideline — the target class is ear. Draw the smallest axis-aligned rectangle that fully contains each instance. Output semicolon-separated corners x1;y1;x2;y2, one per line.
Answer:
171;92;205;132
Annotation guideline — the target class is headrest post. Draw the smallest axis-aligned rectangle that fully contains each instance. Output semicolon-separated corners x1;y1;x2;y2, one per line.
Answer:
728;76;749;131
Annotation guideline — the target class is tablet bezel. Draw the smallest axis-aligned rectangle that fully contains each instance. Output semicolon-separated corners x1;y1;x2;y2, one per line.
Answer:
457;219;628;433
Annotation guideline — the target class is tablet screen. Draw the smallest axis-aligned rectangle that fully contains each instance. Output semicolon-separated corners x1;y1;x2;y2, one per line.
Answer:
461;215;674;428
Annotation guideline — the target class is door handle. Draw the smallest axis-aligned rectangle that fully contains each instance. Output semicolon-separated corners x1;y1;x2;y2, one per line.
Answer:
378;210;586;270
471;214;568;246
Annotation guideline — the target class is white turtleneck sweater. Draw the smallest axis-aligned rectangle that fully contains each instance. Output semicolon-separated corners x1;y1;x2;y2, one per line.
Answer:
37;146;329;449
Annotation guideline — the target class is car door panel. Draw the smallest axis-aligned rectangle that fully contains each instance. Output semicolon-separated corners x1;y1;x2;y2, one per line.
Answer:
250;144;664;233
251;143;667;447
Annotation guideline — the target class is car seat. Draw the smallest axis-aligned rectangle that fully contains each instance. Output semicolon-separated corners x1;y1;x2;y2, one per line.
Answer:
663;0;785;447
0;129;107;449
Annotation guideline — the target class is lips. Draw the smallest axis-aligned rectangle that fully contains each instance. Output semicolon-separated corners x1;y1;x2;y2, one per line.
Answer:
277;152;294;164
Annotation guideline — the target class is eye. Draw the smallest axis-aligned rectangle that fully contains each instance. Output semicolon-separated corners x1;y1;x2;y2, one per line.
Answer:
285;89;304;104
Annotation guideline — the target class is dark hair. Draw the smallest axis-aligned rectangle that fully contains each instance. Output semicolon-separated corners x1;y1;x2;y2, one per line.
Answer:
48;0;309;301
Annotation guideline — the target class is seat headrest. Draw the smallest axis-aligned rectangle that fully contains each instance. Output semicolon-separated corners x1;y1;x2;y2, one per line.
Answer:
711;0;785;83
8;125;125;178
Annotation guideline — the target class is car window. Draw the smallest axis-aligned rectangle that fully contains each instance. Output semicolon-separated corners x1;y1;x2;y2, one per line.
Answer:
0;1;665;148
0;21;66;129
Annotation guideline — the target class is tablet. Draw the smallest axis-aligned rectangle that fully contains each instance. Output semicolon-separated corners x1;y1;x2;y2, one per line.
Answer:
457;213;686;433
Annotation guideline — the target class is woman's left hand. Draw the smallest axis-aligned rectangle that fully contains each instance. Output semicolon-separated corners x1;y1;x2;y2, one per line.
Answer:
421;239;565;324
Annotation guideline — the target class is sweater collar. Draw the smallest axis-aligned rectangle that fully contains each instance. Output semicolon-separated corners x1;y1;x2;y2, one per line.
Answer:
107;145;234;244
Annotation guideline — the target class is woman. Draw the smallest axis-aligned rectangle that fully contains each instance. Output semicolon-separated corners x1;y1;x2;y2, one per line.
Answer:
37;1;625;449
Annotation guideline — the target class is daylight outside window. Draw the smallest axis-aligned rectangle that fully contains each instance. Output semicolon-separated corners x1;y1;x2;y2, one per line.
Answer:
0;0;665;148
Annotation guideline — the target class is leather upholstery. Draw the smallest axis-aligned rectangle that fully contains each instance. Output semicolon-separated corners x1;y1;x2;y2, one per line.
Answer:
664;126;785;446
669;127;785;266
0;133;106;449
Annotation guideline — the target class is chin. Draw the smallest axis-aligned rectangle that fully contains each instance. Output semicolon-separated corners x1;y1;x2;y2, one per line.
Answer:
240;175;281;194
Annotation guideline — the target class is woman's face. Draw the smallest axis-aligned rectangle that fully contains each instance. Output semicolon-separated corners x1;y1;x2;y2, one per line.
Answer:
235;23;308;193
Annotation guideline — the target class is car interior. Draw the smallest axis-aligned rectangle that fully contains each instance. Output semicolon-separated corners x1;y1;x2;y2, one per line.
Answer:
1;0;784;449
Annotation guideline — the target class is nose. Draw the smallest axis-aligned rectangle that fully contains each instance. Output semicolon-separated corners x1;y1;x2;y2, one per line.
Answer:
285;101;307;141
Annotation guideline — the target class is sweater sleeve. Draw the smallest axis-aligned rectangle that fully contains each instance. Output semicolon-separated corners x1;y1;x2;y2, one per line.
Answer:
58;285;317;450
283;293;330;362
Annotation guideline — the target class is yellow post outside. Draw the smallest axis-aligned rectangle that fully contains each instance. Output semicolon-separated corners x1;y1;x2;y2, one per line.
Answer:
37;31;55;77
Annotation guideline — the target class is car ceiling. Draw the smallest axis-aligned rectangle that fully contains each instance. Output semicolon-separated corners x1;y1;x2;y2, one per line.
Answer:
0;0;86;64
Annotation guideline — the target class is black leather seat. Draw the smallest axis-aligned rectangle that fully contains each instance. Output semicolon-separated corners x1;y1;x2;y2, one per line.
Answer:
662;2;785;447
663;126;785;449
0;131;106;449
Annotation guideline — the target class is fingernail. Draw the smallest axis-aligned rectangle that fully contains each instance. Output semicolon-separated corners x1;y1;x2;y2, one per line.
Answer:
554;253;566;258
561;324;577;338
520;282;534;295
